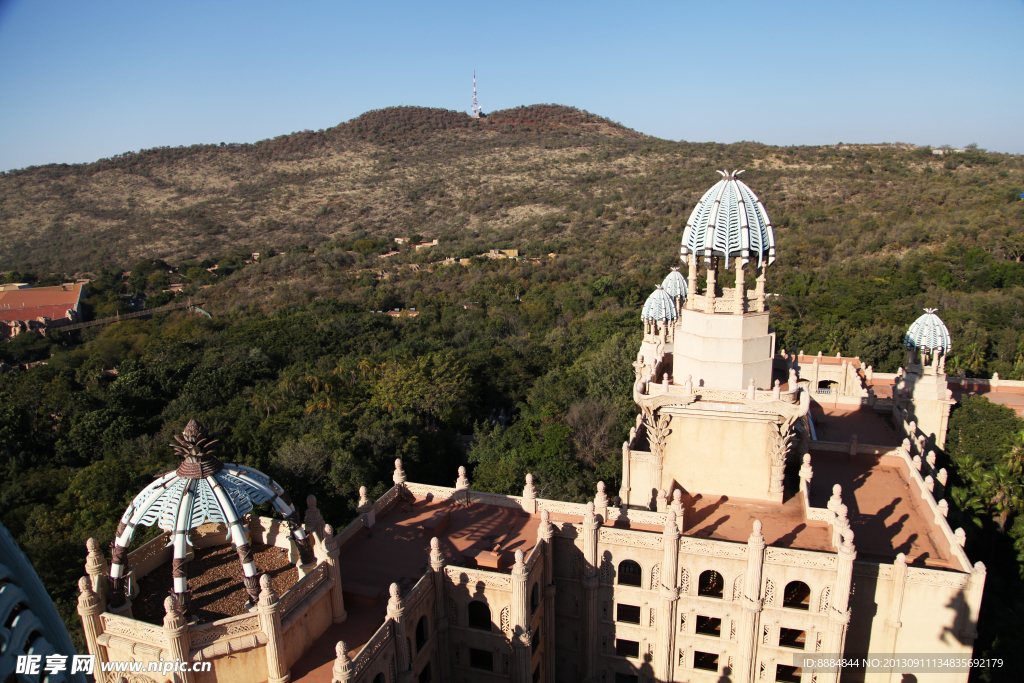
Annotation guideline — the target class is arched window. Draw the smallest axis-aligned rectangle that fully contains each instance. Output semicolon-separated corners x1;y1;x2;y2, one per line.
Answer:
415;615;429;649
618;560;642;587
783;581;811;610
373;674;386;683
468;600;491;631
531;583;540;615
697;570;724;598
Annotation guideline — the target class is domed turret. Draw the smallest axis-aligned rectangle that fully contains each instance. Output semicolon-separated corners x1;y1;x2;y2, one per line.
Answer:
106;420;316;613
662;267;688;301
681;170;776;269
905;309;952;353
641;285;677;322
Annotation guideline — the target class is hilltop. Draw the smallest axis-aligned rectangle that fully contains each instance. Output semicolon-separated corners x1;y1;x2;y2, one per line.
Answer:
2;103;1020;281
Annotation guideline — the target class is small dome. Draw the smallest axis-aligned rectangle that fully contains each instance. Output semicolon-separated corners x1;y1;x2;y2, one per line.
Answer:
641;285;677;322
662;267;688;300
681;170;776;269
905;309;951;352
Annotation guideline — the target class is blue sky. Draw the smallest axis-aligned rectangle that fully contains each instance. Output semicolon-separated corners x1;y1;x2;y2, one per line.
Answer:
1;0;1022;171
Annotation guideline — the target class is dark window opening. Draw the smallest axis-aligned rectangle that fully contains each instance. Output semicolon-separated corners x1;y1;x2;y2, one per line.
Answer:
468;601;491;631
415;615;428;650
373;674;385;683
615;675;639;683
532;625;541;654
531;583;540;615
418;663;432;683
533;665;541;683
615;639;640;658
469;648;494;671
777;665;802;683
693;651;719;672
616;603;641;624
783;581;811;610
779;628;806;650
618;560;642;587
698;570;724;598
695;615;722;637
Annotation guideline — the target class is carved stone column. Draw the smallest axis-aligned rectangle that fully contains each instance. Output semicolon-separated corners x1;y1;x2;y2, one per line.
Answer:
669;489;685;533
822;530;857;683
332;641;352;683
429;538;454;683
257;574;290;683
734;257;745;314
511;550;531;683
323;524;347;623
656;511;680;682
686;253;698;310
387;583;413;683
582;503;600;683
85;538;109;612
881;554;907;683
755;269;766;312
163;596;195;683
77;577;109;683
738;521;766;683
705;258;717;313
537;511;556;683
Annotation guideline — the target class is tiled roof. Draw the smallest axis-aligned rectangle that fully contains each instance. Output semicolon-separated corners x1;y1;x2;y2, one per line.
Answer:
0;283;83;322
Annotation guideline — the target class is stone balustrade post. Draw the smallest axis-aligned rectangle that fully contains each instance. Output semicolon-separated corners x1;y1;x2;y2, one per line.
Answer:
357;486;376;528
582;503;600;683
85;538;109;612
669;489;685;533
799;454;813;497
257;574;290;683
332;641;352;683
926;451;937;472
522;473;537;514
163;596;195;683
77;577;109;683
511;550;531;683
387;583;413;683
656;488;668;513
322;524;347;623
738;521;766;683
912;455;922;471
937;499;949;518
594;481;609;522
849;433;858;456
619;442;631;505
304;495;325;544
429;538;454;683
773;379;781;400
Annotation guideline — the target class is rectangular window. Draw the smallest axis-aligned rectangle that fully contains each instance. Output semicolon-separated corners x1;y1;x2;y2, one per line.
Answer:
779;628;806;650
693;651;719;672
616;604;641;624
615;639;640;659
695;616;722;637
469;648;493;671
776;664;802;683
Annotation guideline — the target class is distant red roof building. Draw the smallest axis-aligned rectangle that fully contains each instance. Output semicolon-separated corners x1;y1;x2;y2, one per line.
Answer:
0;283;84;338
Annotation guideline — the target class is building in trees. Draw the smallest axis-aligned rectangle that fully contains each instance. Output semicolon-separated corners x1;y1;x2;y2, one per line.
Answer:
0;282;83;339
76;173;987;683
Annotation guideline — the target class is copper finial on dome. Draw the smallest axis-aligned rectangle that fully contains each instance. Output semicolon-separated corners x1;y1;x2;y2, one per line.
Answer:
173;420;223;478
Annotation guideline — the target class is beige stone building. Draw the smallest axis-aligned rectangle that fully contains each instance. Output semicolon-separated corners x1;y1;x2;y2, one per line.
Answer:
76;172;984;683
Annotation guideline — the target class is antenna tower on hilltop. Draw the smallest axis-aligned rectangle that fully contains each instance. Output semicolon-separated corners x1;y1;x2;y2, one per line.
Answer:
470;70;483;118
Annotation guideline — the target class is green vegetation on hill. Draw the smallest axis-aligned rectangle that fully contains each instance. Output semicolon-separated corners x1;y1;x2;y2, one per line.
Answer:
1;105;1023;676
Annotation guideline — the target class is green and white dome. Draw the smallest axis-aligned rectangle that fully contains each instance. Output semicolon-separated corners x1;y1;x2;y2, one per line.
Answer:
681;170;776;269
641;285;677;322
905;309;951;352
662;267;688;300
